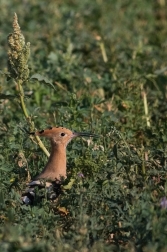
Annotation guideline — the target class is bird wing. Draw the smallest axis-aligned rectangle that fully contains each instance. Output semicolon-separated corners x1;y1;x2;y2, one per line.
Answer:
22;180;61;204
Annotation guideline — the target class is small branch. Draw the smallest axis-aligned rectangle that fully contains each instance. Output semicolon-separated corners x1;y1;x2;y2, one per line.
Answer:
17;80;50;157
34;135;50;157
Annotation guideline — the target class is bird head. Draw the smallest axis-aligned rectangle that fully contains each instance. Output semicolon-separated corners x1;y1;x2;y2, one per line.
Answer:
30;127;97;146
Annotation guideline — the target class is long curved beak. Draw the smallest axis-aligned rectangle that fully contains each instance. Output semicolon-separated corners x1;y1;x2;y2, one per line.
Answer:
73;132;98;138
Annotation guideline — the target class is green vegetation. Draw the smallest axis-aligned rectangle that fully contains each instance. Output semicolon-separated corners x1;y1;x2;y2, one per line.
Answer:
0;0;167;251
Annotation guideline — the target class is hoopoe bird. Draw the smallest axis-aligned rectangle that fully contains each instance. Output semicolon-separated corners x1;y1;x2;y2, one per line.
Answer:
22;126;96;204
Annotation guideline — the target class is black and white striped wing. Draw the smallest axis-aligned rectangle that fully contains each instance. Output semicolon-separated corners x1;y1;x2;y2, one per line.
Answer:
22;180;61;204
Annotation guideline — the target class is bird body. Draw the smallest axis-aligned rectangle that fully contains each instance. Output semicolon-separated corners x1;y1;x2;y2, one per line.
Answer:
22;127;95;204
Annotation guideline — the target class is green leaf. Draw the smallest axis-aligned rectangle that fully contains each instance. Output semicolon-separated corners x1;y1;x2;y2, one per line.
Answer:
30;74;56;90
63;178;75;190
0;164;13;172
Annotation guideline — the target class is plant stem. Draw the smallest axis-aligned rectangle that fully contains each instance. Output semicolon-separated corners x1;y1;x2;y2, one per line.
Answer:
18;80;29;118
142;152;146;176
99;42;108;63
141;84;151;127
17;80;50;157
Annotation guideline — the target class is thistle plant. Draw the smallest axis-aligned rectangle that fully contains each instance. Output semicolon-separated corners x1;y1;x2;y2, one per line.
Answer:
7;13;49;157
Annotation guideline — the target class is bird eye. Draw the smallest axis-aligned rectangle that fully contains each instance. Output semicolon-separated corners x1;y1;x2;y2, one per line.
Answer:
60;132;66;137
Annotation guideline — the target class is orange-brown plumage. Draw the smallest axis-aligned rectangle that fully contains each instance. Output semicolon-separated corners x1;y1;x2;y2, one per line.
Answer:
22;127;96;204
34;127;75;180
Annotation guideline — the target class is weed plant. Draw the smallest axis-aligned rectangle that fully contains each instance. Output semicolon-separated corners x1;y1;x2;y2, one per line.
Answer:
0;1;167;251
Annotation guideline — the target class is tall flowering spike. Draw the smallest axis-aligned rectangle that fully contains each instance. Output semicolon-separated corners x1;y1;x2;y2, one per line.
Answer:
7;13;30;81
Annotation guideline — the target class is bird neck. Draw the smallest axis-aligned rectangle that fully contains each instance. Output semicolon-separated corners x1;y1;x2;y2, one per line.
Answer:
37;141;67;181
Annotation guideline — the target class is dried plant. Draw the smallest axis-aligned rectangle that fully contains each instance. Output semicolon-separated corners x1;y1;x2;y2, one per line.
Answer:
7;13;49;157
